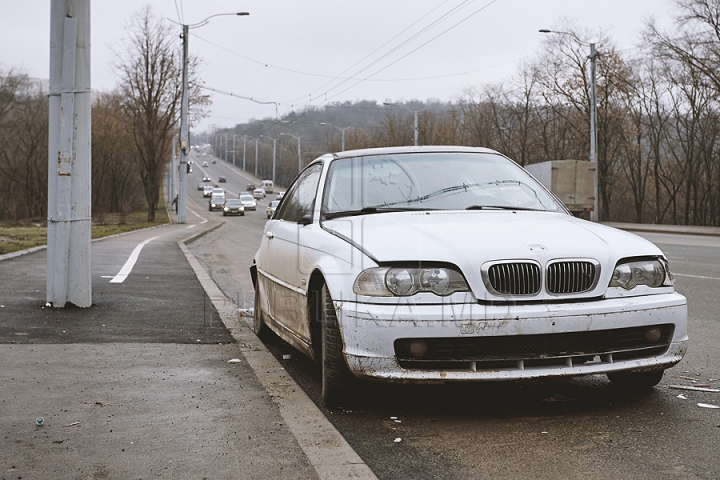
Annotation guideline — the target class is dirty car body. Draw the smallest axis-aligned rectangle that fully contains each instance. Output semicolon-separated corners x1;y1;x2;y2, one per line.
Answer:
250;146;688;407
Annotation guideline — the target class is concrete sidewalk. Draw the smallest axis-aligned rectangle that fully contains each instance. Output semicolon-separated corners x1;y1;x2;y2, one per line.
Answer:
0;221;375;479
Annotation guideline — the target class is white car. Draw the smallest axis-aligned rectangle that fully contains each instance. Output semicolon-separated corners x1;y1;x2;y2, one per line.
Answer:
252;187;266;200
251;146;688;407
237;192;257;211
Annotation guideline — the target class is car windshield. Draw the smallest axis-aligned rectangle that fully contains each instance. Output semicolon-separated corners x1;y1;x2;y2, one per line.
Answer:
322;151;564;217
225;200;242;207
240;194;253;200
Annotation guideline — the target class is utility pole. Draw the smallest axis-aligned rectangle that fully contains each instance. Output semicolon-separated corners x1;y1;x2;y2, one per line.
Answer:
47;0;92;308
243;136;247;171
177;22;189;223
281;133;304;174
254;137;259;177
540;29;600;222
232;134;236;166
261;135;277;184
589;42;599;222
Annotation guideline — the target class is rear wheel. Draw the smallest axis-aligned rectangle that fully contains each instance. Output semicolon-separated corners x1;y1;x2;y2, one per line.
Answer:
253;286;272;340
607;370;664;390
320;284;355;408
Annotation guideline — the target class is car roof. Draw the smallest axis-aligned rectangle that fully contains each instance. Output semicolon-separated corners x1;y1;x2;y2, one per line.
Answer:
324;145;501;162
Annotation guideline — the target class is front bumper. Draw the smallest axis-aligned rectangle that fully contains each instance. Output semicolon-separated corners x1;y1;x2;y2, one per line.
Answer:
336;293;688;383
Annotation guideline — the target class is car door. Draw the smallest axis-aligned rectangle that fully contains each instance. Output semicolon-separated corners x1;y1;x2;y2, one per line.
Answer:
257;163;323;350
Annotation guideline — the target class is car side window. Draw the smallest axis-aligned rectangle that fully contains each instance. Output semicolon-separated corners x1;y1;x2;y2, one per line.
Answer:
275;163;323;223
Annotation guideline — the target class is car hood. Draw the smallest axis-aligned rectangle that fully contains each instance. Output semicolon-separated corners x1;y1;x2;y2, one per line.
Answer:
322;210;665;299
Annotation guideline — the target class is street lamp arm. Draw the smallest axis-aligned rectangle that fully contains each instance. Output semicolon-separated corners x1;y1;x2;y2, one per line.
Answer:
539;29;595;47
168;12;249;29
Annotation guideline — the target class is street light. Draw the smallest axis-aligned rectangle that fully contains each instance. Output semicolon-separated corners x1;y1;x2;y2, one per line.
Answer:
383;102;426;146
172;11;249;223
320;122;352;151
260;135;278;184
539;28;599;222
281;133;304;174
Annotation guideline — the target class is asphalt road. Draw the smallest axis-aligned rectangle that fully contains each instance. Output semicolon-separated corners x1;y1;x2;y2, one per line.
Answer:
188;155;720;480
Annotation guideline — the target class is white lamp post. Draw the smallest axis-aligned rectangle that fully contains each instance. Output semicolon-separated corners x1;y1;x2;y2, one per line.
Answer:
172;12;249;223
383;102;425;146
539;28;599;222
281;133;304;173
320;122;352;151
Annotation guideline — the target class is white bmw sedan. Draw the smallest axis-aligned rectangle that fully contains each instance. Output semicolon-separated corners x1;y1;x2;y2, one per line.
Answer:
250;146;688;407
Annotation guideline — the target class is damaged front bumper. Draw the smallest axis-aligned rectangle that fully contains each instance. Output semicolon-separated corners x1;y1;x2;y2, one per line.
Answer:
336;292;688;383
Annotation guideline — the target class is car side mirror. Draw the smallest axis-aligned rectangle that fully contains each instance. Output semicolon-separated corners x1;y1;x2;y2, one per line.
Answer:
298;214;312;226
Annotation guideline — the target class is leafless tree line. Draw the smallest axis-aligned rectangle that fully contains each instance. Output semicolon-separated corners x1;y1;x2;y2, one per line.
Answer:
0;7;206;223
219;1;720;226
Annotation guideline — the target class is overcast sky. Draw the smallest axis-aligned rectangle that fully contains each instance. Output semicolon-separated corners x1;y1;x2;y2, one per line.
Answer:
1;0;674;132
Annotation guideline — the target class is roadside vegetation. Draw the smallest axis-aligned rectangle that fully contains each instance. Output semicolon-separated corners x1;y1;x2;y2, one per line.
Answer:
0;199;170;256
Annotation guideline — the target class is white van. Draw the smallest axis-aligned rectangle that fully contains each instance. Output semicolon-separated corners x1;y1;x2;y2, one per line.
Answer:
261;180;274;193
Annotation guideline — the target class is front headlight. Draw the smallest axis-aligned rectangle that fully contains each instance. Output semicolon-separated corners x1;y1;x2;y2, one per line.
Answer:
609;258;674;289
223;207;229;211
353;267;469;297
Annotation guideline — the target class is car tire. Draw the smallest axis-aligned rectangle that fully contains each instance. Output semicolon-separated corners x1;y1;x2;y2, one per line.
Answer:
320;283;355;408
253;286;272;341
223;212;227;216
607;370;664;390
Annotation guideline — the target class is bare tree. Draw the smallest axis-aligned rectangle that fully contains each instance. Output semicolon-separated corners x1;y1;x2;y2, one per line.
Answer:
114;6;207;221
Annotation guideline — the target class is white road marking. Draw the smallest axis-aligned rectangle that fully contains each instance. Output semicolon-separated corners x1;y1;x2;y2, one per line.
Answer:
186;224;197;229
100;275;114;278
188;208;208;224
109;236;159;283
675;273;720;281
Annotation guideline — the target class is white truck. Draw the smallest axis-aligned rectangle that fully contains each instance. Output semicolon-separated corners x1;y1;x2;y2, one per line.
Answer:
525;160;594;218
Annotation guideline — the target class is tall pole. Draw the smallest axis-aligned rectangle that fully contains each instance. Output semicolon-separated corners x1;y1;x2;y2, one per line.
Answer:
232;134;236;166
297;136;302;173
243;136;247;171
341;129;346;151
47;0;92;308
254;138;259;177
272;138;277;183
177;23;189;224
589;43;599;222
413;111;419;146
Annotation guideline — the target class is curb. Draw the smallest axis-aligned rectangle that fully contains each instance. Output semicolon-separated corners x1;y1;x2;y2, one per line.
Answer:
177;221;377;480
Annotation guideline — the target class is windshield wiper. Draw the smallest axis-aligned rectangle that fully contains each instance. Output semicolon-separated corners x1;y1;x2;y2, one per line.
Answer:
465;205;543;211
323;206;429;220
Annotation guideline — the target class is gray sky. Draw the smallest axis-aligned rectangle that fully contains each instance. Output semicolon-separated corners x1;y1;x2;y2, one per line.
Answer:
1;0;673;131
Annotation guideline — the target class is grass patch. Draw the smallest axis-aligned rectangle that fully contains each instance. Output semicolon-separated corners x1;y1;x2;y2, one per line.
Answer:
0;197;170;256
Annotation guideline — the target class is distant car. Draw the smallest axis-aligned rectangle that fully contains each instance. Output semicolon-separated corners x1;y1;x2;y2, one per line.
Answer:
202;161;209;167
223;199;245;216
212;160;217;164
218;175;227;183
202;175;211;182
212;188;225;198
262;180;274;193
266;200;280;219
208;195;225;211
276;191;285;200
237;192;257;211
203;185;214;197
246;183;255;192
198;182;205;191
253;188;266;200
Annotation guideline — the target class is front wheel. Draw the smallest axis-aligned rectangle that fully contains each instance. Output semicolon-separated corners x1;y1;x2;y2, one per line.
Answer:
607;370;664;390
320;284;355;408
